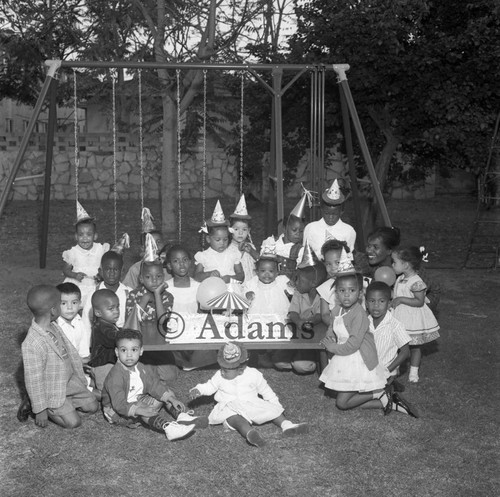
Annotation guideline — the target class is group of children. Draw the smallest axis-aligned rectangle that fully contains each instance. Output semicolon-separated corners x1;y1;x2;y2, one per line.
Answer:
18;179;441;446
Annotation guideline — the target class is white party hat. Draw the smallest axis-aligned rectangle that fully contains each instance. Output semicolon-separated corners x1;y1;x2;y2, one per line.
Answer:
297;241;320;269
322;179;345;205
206;200;229;227
75;201;94;224
112;233;130;254
230;194;251;220
141;207;156;233
143;233;159;262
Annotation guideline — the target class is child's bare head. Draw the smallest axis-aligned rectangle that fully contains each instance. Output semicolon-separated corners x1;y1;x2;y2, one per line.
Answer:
99;250;124;288
27;285;61;320
115;329;143;369
56;282;81;322
91;289;120;324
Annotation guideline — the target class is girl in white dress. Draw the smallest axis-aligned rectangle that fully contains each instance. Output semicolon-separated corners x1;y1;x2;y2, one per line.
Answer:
244;256;293;322
190;342;308;447
391;246;440;383
320;272;391;413
165;245;217;370
62;218;109;309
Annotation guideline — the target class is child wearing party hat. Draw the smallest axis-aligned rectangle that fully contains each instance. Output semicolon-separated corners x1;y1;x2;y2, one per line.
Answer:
303;179;356;263
273;241;328;374
261;186;311;278
62;201;110;309
194;200;244;283
123;208;169;289
244;242;294;322
190;342;309;447
227;194;259;283
124;233;178;383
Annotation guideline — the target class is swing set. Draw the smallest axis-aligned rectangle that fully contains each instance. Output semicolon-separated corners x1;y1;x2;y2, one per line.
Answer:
0;59;391;269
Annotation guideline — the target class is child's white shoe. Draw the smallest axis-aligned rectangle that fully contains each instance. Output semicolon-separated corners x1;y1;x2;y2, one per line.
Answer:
282;421;309;437
162;421;195;441
177;410;209;429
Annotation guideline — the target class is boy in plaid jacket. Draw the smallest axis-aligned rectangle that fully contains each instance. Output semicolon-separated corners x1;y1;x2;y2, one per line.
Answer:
21;285;98;429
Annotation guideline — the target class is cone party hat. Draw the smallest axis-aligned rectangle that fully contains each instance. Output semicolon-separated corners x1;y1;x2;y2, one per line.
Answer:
322;179;345;205
112;233;130;255
297;241;320;269
75;201;94;224
141;207;156;233
206;200;229;227
143;233;159;262
230;194;251;220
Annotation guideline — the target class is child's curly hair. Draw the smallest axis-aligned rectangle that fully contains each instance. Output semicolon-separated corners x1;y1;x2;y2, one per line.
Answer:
321;239;350;258
393;246;424;271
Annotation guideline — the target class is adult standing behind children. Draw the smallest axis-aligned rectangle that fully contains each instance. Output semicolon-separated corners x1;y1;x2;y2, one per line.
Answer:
62;202;110;309
303;179;356;263
21;285;98;428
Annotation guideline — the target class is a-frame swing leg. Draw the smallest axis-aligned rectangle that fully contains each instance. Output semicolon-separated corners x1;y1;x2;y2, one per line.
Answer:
339;82;365;250
40;73;59;268
333;64;392;228
0;60;62;223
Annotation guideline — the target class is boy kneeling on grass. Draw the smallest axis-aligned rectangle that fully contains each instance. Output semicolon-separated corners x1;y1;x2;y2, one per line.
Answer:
20;285;99;428
366;281;418;417
102;329;208;441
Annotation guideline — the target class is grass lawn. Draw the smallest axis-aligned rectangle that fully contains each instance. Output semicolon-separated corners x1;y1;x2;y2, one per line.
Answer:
0;194;498;497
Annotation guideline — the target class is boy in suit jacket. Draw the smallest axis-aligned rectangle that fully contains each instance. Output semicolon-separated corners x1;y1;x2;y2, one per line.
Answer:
21;285;98;429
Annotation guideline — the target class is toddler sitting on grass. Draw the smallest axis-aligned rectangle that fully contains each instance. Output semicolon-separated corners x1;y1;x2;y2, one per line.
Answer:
190;342;308;448
102;329;207;440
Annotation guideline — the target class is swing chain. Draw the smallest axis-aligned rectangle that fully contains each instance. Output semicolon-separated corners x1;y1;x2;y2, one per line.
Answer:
138;69;144;214
239;71;244;196
111;71;118;244
176;69;182;243
73;69;80;204
202;69;207;241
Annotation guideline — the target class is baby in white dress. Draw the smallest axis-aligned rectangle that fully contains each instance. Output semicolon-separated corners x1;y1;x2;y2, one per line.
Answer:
190;342;309;447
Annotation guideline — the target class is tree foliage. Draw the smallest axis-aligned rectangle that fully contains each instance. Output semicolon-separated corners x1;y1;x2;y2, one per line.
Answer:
289;0;500;187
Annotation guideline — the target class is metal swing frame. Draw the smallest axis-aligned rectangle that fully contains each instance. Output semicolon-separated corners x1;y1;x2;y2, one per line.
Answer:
0;59;391;268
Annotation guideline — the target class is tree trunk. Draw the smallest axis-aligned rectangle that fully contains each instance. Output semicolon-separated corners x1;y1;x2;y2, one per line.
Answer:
362;111;400;234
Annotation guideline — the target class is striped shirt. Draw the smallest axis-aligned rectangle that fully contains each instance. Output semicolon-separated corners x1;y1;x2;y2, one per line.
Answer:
368;312;410;374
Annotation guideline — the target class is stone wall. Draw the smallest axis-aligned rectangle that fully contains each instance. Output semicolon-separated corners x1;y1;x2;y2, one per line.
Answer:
0;133;238;201
1;131;466;203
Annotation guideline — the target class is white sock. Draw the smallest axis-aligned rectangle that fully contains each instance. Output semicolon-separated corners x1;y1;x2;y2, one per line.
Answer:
280;420;294;431
375;391;388;408
410;366;419;376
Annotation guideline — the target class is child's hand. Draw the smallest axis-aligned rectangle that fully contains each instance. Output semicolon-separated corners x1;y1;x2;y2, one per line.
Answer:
168;397;186;413
245;291;255;302
189;388;201;400
321;336;337;353
390;297;402;309
35;409;49;428
153;282;167;295
210;270;221;278
75;272;86;282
